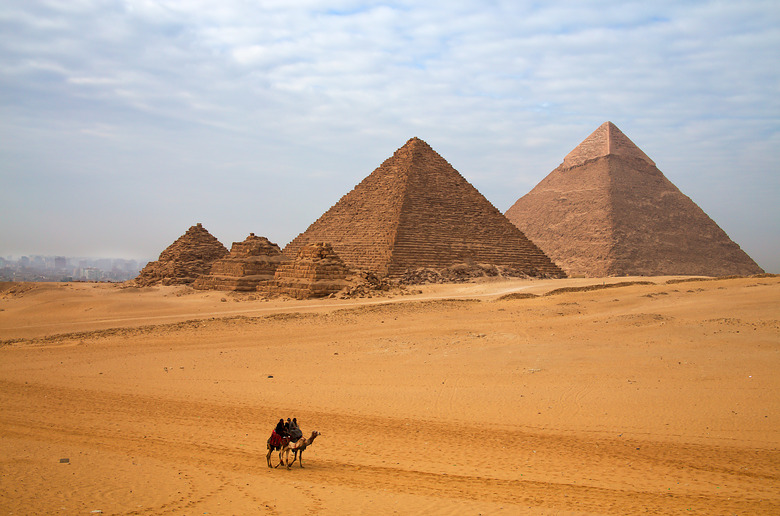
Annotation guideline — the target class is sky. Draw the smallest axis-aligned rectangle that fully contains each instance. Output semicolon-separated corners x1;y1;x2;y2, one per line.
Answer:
1;0;778;272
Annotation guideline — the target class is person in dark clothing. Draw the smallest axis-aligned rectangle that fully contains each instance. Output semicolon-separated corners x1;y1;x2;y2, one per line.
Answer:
289;417;303;441
274;418;288;438
268;418;290;467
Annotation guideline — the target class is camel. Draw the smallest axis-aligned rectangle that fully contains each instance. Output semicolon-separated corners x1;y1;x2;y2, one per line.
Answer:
281;431;320;469
266;433;290;468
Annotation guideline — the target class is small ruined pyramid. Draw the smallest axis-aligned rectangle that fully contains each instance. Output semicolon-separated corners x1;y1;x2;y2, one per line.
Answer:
273;242;350;299
192;233;288;291
505;122;764;277
136;223;229;286
284;137;564;278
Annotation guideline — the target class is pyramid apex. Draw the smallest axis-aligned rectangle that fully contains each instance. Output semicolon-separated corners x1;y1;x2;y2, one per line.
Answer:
390;137;437;160
402;136;429;147
188;222;210;234
562;121;655;168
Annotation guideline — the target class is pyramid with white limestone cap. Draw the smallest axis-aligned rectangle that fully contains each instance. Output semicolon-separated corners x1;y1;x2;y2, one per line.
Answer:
561;121;655;168
505;122;764;277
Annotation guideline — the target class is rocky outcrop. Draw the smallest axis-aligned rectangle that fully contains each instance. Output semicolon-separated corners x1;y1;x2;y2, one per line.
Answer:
192;233;288;291
271;242;349;299
284;137;564;279
135;223;228;286
505;122;764;277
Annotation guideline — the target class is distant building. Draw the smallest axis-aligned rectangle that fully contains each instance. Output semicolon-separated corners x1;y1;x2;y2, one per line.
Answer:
81;267;102;281
54;256;67;269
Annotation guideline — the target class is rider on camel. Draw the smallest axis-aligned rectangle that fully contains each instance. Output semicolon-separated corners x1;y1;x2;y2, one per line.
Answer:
270;418;289;448
289;417;303;441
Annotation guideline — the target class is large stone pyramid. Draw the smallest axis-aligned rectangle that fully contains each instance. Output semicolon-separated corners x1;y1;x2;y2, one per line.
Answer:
505;122;764;277
136;223;229;286
284;137;564;278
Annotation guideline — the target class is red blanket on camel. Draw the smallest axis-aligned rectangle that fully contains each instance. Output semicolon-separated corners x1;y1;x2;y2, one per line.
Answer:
269;431;285;448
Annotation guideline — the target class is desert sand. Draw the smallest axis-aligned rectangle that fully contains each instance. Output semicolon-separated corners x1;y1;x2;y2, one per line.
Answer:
1;276;778;515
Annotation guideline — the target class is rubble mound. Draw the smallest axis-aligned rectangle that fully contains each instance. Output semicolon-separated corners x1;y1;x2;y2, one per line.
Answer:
192;233;288;291
135;223;228;286
272;242;350;299
397;263;536;285
337;270;409;299
284;137;564;278
506;122;764;277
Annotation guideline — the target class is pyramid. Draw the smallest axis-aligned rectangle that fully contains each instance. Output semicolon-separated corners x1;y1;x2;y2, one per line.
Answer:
284;137;564;278
272;242;350;299
192;233;288;291
505;122;764;277
135;223;229;286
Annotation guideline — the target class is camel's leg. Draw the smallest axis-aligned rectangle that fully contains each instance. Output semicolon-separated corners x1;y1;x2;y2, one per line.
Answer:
298;449;304;468
274;448;284;468
288;449;298;467
266;447;272;468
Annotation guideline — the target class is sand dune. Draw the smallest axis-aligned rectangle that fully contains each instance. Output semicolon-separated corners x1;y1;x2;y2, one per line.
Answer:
1;276;778;514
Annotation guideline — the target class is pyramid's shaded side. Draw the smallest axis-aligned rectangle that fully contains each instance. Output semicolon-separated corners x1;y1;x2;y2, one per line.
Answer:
604;155;763;276
384;140;563;277
506;125;764;277
285;138;564;278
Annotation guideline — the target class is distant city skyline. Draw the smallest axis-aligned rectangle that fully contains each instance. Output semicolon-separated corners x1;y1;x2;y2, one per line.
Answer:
0;254;143;282
2;1;778;272
2;254;148;264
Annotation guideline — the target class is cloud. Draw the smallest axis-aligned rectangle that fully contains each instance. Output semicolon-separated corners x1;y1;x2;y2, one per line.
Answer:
1;0;778;270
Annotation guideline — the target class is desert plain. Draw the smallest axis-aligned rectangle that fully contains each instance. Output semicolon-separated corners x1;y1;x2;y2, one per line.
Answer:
0;275;778;515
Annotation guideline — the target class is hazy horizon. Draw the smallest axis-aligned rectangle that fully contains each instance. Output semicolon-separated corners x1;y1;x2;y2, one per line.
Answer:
2;1;778;272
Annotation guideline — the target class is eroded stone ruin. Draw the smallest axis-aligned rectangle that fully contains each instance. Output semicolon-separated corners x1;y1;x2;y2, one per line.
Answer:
272;242;349;299
135;223;229;286
192;233;288;291
505;122;764;277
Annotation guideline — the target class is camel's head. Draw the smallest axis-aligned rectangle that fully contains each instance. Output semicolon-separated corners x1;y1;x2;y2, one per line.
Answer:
310;430;321;440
